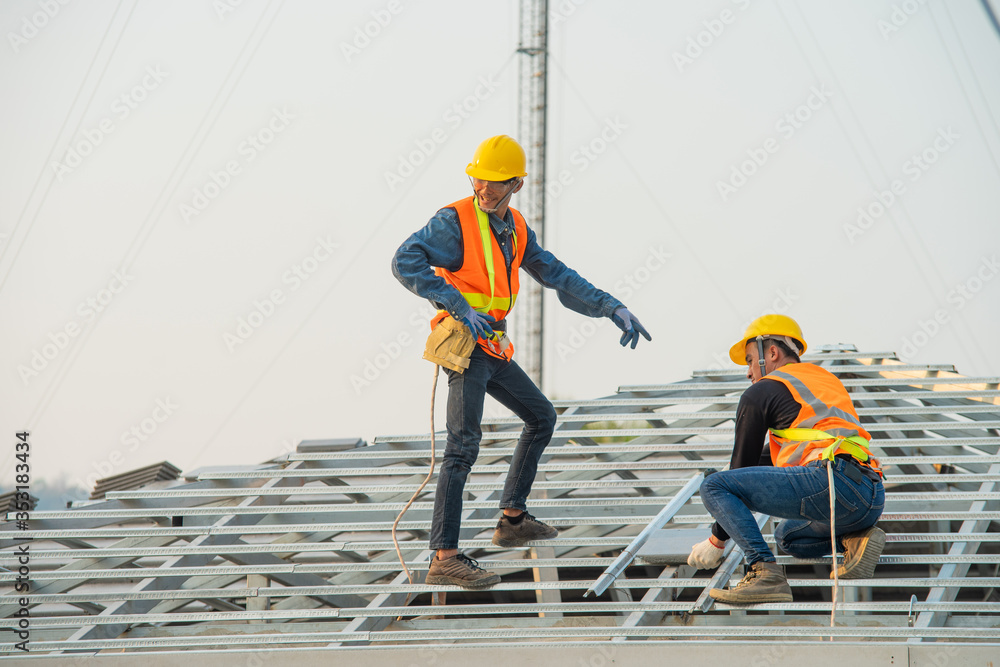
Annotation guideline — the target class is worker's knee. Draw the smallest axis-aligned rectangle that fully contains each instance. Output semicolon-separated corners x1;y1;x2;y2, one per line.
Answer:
773;520;827;559
443;438;480;470
699;479;714;513
774;532;794;556
775;536;812;559
699;474;731;516
533;402;557;437
699;474;719;500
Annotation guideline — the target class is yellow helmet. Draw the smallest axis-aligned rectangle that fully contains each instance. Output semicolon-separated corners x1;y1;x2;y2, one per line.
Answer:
729;314;807;365
466;135;527;181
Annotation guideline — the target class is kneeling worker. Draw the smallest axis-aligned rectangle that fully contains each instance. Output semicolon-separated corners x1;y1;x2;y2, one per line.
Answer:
687;315;885;603
392;135;651;589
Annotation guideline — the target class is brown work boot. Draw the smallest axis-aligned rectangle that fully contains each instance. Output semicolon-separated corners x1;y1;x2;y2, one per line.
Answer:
710;561;793;604
425;554;500;589
491;512;559;547
833;525;885;579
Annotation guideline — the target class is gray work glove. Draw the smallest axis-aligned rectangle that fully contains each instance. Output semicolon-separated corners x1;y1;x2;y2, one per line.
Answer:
612;307;652;349
687;537;726;570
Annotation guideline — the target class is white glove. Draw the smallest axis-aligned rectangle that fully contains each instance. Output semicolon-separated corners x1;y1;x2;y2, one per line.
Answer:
687;537;726;569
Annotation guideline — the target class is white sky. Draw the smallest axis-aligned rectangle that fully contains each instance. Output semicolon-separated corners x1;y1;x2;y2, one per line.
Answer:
1;0;999;505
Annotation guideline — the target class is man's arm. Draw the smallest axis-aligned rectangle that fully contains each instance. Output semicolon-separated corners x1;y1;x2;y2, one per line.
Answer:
519;225;623;318
391;208;470;321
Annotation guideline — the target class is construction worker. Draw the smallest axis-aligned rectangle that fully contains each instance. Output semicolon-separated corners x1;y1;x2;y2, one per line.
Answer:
392;135;651;589
687;314;885;604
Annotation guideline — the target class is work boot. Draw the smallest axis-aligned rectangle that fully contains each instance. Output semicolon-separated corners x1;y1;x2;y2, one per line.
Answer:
425;554;500;589
491;512;559;547
709;561;793;604
833;525;885;580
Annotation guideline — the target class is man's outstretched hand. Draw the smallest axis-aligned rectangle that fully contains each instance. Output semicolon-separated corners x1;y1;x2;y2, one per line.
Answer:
612;307;651;349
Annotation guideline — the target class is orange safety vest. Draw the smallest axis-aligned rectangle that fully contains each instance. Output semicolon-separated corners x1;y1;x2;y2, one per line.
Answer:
429;196;528;361
763;363;882;476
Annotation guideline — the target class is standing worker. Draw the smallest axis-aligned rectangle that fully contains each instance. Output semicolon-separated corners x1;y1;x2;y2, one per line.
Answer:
392;135;651;589
687;314;885;603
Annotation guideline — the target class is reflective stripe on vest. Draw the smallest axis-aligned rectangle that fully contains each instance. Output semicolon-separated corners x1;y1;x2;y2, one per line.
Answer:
429;196;527;361
471;199;518;317
770;368;864;432
763;364;881;475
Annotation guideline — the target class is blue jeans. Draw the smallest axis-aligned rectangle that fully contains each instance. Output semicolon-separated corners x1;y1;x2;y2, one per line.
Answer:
700;457;885;565
429;347;557;550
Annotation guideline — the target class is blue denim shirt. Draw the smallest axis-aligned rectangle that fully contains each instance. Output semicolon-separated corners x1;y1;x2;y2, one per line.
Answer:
392;202;624;322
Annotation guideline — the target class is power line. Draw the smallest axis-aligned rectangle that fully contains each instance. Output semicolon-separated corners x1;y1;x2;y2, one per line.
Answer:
20;0;289;441
547;54;744;321
186;53;520;468
980;0;1000;40
776;0;989;369
0;0;137;296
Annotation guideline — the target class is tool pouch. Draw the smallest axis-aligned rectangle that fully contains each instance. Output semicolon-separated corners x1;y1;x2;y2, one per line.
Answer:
423;315;476;373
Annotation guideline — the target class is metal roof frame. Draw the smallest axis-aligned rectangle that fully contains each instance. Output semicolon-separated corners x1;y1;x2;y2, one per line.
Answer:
2;345;998;661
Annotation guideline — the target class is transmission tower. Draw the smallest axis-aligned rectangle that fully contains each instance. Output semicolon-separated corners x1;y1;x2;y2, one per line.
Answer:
515;0;548;386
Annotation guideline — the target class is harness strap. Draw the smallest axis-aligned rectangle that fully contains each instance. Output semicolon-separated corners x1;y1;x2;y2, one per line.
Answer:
769;428;871;461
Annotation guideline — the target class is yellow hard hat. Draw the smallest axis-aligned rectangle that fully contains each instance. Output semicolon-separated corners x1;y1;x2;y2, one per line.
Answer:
466;135;527;181
728;314;807;365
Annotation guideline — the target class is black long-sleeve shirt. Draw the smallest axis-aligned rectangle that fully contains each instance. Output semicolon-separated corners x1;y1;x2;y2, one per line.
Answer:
710;376;802;542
